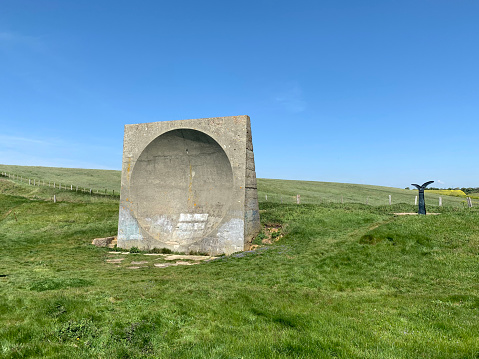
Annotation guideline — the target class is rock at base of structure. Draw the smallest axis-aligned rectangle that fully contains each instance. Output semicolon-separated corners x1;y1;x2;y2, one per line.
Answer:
92;236;117;248
117;115;261;255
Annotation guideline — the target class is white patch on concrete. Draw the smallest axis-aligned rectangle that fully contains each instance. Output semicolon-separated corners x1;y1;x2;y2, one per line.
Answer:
216;218;244;253
118;206;143;241
146;215;174;234
178;222;206;231
175;213;209;243
194;222;206;230
179;213;208;222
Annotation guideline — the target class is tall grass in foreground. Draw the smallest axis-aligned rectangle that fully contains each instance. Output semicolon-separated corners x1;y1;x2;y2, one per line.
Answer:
1;175;479;358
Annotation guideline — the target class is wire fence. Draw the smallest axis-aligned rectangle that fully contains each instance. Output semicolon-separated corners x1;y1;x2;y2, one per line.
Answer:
1;170;476;208
0;171;120;198
257;192;475;208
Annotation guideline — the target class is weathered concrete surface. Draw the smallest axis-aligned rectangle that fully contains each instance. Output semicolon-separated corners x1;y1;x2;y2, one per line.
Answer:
118;116;261;255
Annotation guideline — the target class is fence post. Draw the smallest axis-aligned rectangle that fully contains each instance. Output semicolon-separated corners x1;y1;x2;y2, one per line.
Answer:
415;195;417;205
90;189;92;195
29;179;31;185
53;182;55;188
389;195;392;205
76;186;78;191
71;185;73;190
296;194;301;204
467;197;473;208
439;197;442;206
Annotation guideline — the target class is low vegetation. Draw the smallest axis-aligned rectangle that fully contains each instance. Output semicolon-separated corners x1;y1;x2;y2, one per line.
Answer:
425;189;467;198
1;167;478;358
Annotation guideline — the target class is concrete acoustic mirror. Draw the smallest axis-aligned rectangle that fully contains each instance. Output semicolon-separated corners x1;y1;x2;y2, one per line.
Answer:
117;116;261;255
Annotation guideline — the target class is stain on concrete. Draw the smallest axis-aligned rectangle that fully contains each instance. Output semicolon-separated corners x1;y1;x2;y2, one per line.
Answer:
118;206;142;241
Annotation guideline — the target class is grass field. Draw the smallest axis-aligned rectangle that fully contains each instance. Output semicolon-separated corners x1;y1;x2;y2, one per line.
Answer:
0;164;121;193
1;166;479;358
257;178;470;207
0;164;474;207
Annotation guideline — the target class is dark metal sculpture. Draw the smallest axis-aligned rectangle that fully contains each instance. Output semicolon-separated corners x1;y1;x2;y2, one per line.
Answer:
411;181;434;215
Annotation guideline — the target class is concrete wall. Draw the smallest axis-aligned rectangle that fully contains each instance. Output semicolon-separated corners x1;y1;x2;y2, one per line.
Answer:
118;116;261;255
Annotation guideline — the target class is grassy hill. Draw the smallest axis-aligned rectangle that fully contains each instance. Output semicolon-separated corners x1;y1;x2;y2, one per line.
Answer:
1;166;478;357
0;164;473;207
0;164;121;192
257;178;469;207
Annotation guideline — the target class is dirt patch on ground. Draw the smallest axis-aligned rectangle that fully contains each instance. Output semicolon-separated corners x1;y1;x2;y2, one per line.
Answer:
105;252;218;269
250;223;285;249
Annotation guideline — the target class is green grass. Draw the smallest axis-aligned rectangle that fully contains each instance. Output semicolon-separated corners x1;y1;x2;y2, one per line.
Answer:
0;177;119;204
0;164;121;193
1;171;479;358
257;178;470;207
1;164;474;207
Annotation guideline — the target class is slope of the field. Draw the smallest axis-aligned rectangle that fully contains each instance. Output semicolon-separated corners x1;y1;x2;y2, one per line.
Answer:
0;164;121;192
1;173;478;358
257;178;468;207
0;164;471;207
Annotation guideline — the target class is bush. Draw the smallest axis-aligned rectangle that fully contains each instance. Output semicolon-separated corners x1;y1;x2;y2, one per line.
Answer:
148;247;172;254
129;246;140;253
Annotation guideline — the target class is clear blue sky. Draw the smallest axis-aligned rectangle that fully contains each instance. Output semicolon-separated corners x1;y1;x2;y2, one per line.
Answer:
1;0;478;188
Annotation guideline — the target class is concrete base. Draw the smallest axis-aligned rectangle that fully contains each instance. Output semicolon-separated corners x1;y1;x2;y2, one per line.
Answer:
117;116;261;255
